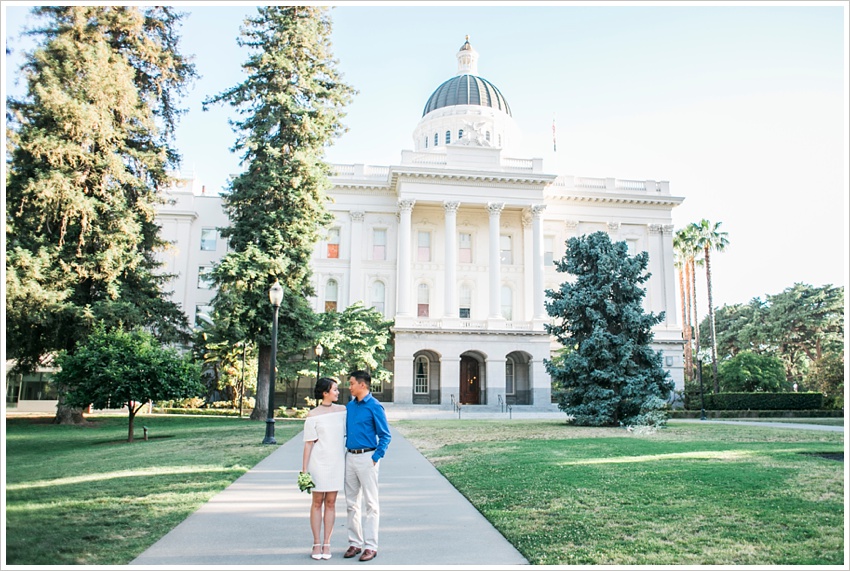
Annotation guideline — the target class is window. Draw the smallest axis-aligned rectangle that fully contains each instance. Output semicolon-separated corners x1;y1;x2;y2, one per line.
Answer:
459;232;472;263
627;239;637;256
486;131;491;142
200;228;217;251
417;283;429;317
544;236;554;266
371;281;385;315
500;234;513;264
445;130;451;144
417;231;431;262
506;357;516;395
501;285;512;320
325;279;338;312
197;266;214;289
425;136;428;149
414;356;429;394
458;129;464;140
459;284;471;319
195;305;213;327
373;228;386;261
434;133;438;146
327;228;340;259
498;134;502;147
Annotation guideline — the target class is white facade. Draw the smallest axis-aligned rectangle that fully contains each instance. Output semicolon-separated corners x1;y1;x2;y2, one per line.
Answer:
155;40;685;409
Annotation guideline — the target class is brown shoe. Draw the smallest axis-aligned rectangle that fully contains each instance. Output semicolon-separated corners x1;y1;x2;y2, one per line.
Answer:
359;549;377;562
343;546;362;559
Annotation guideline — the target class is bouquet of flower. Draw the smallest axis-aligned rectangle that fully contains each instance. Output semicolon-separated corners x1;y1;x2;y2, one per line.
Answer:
298;471;316;494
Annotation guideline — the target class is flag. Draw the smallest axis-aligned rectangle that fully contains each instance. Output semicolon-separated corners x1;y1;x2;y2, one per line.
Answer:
552;116;557;152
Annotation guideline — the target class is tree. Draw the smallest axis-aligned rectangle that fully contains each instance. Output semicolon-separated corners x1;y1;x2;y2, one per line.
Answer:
718;351;787;393
191;318;258;409
690;219;729;393
674;226;703;384
807;353;844;408
673;229;693;382
545;232;674;427
5;6;196;424
202;6;355;421
56;325;203;442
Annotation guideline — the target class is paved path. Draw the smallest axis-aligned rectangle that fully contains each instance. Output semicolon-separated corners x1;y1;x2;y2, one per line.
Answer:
130;426;528;567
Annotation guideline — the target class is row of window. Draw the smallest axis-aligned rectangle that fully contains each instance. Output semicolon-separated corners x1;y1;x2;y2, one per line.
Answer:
326;228;533;264
414;356;519;395
423;130;501;148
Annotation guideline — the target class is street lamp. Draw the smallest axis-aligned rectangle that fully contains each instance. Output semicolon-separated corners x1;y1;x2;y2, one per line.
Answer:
263;280;284;445
315;343;323;382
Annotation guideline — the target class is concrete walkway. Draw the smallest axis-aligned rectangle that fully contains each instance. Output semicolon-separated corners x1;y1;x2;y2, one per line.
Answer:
130;425;528;567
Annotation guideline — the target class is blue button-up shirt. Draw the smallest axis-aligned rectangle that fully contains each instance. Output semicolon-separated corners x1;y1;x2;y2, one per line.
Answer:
346;392;391;462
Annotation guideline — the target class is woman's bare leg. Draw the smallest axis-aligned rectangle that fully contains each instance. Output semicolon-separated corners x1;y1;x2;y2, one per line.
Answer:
321;491;338;556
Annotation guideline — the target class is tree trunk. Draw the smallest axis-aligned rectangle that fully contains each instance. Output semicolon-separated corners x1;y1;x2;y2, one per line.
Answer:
128;405;136;443
689;258;700;361
678;267;691;382
52;387;87;425
704;247;720;393
251;344;271;421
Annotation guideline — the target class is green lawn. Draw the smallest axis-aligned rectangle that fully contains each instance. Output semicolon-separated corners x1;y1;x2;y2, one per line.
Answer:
394;419;845;565
5;413;845;566
4;414;303;565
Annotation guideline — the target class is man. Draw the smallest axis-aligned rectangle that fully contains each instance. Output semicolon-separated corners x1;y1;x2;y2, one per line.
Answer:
343;370;391;562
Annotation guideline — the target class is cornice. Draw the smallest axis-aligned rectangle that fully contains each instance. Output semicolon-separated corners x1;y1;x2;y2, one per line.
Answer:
548;191;685;207
389;167;558;189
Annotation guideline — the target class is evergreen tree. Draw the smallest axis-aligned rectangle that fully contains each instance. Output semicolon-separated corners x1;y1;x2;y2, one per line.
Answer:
545;232;673;427
5;6;196;423
203;6;355;421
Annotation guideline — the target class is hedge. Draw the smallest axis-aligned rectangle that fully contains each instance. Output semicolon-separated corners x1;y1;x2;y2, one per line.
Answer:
700;392;824;411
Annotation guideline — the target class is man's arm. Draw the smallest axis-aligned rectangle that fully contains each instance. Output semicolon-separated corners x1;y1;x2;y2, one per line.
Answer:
371;404;391;462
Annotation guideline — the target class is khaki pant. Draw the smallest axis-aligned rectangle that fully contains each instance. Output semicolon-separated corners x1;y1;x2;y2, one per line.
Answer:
344;453;380;550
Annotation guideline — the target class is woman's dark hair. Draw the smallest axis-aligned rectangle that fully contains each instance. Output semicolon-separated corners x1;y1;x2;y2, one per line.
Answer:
314;377;338;401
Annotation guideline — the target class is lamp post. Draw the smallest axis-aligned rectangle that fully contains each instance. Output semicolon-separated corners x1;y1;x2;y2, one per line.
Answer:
238;341;246;418
697;357;707;421
315;343;323;382
263;281;284;445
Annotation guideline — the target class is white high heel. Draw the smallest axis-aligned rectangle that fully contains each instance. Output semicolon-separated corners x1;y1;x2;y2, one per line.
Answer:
310;544;322;560
321;544;332;560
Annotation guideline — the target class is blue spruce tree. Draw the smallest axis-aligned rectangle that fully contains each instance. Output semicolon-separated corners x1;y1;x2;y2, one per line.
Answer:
545;232;673;427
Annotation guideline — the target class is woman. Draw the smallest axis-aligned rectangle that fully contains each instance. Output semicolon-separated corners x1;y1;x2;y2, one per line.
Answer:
301;377;346;560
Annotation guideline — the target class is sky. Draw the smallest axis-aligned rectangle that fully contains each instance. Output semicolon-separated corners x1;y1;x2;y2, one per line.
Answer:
3;1;848;318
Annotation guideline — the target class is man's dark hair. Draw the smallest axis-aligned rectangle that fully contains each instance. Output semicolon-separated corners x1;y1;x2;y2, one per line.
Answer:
349;370;371;389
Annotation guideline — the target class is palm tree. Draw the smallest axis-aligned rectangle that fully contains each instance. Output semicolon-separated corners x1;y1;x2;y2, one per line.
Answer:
674;225;702;379
691;219;729;393
673;231;692;382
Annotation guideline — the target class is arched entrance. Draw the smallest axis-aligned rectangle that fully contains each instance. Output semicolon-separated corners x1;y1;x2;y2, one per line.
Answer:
459;355;481;404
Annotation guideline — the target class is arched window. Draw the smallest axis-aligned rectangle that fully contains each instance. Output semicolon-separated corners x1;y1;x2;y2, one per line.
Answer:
459;284;471;319
434;132;439;146
486;131;491;142
458;129;464;140
505;357;516;395
417;283;430;317
325;279;338;312
445;130;451;144
414;356;429;394
371;281;385;315
501;285;512;320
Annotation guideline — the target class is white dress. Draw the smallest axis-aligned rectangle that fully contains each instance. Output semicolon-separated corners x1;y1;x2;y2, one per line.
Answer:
303;410;346;492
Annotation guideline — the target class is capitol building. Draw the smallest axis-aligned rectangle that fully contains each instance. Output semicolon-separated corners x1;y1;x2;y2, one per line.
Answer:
156;39;686;410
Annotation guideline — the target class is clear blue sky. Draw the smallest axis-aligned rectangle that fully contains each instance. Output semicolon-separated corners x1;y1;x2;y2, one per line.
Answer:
3;2;848;314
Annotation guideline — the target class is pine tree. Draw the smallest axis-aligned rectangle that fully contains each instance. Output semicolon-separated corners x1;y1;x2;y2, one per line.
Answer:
545;232;674;427
203;6;355;421
5;6;197;423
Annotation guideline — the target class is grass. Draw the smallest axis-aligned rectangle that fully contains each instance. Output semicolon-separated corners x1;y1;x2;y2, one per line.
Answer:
394;418;845;565
4;413;303;565
5;413;845;566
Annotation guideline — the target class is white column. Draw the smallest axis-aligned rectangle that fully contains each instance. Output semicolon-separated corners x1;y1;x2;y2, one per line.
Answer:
440;356;460;407
662;224;678;327
443;201;459;317
487;202;505;319
396;199;415;316
531;204;546;320
393;354;414;404
522;210;533;321
349;211;364;305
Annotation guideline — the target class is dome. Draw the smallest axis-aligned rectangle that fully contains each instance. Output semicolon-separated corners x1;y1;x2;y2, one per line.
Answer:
422;74;512;117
